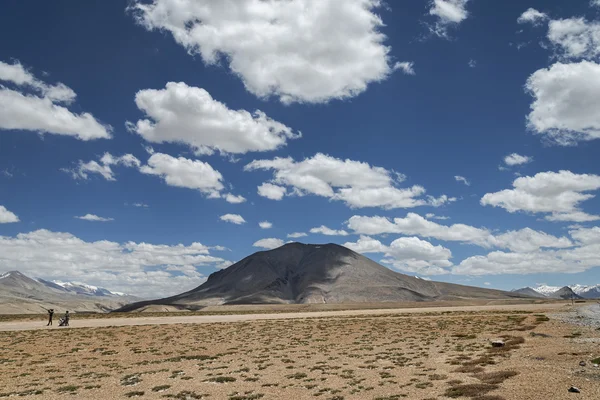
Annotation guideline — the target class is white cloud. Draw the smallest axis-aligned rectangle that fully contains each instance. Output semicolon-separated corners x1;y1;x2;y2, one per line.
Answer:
75;214;114;222
394;62;416;75
0;229;227;298
343;235;388;254
569;226;600;245
504;153;533;166
63;152;141;181
219;214;246;225
526;61;600;145
253;238;284;250
494;228;573;253
547;18;600;60
426;213;450;220
224;194;247;204
246;153;450;209
427;0;469;38
517;8;548;25
454;240;600;276
481;170;600;222
0;205;19;223
259;221;273;229
127;82;300;155
0;60;111;140
257;183;287;200
140;153;224;197
454;175;470;186
468;59;477;68
345;234;452;275
287;232;308;239
593;0;600;8
382;237;452;275
347;213;495;247
129;0;399;104
310;225;349;236
132;203;149;208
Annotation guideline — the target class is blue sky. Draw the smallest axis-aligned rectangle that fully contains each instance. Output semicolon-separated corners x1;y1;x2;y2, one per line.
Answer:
1;0;600;298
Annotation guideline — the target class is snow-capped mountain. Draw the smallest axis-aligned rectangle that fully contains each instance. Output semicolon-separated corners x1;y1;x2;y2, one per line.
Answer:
532;285;563;296
570;284;600;299
47;280;128;297
513;284;599;299
0;271;140;314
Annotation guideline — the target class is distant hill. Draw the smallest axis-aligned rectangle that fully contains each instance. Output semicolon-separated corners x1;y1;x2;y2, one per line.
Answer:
0;271;139;314
117;243;530;312
512;287;547;298
513;284;593;300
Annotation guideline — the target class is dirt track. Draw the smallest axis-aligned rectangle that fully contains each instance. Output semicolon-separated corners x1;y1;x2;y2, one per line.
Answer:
0;303;569;331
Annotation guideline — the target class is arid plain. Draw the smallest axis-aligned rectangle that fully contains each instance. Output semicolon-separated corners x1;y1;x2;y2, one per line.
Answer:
1;302;599;399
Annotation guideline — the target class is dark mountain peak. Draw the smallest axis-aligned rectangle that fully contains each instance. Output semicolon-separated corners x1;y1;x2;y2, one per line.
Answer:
117;244;525;312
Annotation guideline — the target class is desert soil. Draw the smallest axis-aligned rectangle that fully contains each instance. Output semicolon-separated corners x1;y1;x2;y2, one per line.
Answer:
0;303;598;399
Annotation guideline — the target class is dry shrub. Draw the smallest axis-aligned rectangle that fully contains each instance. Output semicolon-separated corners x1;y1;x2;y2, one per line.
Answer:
475;370;518;385
445;383;498;398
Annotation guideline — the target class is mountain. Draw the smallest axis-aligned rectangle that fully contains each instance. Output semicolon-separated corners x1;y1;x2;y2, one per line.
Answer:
0;271;139;314
37;279;128;297
117;243;529;312
549;286;583;300
512;287;547;298
513;284;595;299
570;284;600;299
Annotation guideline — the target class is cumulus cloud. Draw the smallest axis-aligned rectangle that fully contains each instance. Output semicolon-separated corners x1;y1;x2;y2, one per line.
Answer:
454;175;470;186
343;235;388;254
224;194;247;204
309;225;349;236
347;213;495;247
245;153;450;209
394;62;416;75
0;205;19;223
569;226;600;245
426;213;450;220
504;153;533;166
140;153;225;198
526;61;600;145
481;170;600;222
253;238;284;250
344;235;452;275
517;8;548;25
127;82;300;155
287;232;308;239
494;228;573;253
75;214;114;222
0;60;111;140
0;229;228;298
427;0;469;38
219;214;246;225
129;0;400;104
257;183;287;200
547;18;600;60
382;237;452;275
259;221;273;229
454;240;600;275
63;153;141;181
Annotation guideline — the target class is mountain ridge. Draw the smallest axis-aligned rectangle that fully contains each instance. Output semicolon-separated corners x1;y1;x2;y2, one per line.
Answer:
513;284;598;299
117;242;530;312
0;271;140;314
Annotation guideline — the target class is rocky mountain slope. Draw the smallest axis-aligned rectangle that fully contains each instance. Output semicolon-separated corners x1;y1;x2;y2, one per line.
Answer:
118;243;529;312
0;271;139;314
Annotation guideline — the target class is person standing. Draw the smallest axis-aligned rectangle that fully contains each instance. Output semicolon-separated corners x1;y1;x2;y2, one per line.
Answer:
46;309;54;326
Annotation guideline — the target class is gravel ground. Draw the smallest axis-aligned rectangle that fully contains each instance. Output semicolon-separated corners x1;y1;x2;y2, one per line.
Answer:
552;304;600;329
